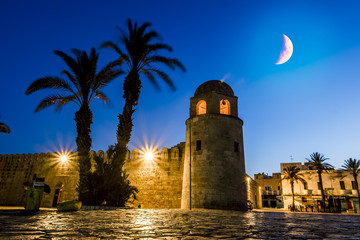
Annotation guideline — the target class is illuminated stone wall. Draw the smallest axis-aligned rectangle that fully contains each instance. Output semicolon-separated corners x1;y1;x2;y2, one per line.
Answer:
124;143;185;208
0;153;79;207
0;144;185;208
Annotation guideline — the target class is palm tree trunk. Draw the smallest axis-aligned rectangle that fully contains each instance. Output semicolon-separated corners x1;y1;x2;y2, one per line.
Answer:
75;105;93;202
114;71;141;169
318;170;326;209
291;180;295;211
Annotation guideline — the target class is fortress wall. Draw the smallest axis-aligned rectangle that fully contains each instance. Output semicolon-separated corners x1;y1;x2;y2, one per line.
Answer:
0;143;185;208
124;143;185;208
0;153;78;207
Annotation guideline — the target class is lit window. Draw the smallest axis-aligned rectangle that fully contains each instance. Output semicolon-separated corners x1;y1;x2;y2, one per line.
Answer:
220;99;230;115
196;100;206;115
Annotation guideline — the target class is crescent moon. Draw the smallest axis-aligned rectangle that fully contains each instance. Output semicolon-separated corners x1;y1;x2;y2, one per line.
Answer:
276;34;293;65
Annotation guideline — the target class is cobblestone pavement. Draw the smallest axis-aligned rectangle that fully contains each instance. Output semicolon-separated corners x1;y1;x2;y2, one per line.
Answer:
0;209;359;239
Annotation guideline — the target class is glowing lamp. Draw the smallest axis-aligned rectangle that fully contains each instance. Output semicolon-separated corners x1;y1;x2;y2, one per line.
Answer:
60;155;68;163
144;152;154;161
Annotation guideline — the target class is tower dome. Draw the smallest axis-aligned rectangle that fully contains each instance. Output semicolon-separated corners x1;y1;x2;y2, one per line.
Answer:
194;80;234;97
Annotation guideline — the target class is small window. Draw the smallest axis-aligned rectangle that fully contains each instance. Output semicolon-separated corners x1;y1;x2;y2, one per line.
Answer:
234;142;239;152
265;186;272;191
277;186;280;191
352;181;357;190
340;181;345;190
196;100;206;115
220;99;230;115
196;140;201;151
303;182;308;190
317;182;321;190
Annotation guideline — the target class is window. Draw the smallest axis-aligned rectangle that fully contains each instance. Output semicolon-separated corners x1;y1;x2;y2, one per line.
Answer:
196;100;206;115
265;186;272;191
220;99;230;115
196;140;201;151
317;182;321;190
352;181;357;190
340;181;345;190
303;182;308;190
277;186;281;191
234;142;239;152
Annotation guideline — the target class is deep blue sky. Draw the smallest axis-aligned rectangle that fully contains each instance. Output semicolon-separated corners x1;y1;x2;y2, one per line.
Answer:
1;0;360;177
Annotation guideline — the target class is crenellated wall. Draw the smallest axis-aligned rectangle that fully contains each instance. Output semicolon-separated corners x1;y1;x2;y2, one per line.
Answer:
0;143;185;208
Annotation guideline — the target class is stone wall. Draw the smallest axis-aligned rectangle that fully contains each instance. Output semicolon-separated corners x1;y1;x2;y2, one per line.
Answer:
0;153;79;207
124;143;185;208
0;143;185;208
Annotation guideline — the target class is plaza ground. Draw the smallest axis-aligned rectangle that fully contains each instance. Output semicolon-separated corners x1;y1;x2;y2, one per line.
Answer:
0;208;359;239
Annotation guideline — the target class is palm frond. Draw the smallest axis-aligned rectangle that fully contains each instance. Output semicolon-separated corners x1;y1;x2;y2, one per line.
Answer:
25;77;74;95
54;50;79;77
146;43;173;53
144;56;186;72
0;122;10;133
35;94;76;112
92;91;111;105
101;41;129;62
54;95;77;112
141;69;160;90
147;68;176;91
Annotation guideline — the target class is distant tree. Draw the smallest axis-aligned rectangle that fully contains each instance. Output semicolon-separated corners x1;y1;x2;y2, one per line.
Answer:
342;158;360;210
87;145;138;206
0;118;10;133
102;19;185;170
25;48;122;203
281;166;306;211
306;152;334;206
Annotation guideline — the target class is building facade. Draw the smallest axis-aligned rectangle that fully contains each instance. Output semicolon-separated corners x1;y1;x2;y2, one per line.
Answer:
280;162;359;212
254;173;283;208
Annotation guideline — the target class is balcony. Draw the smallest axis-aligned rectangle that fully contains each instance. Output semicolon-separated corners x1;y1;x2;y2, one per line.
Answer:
339;189;352;195
262;190;281;196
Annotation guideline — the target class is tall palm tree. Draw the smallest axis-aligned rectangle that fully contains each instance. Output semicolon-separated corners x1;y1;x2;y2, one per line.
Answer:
102;19;185;167
25;48;122;202
281;166;306;211
342;158;360;210
306;152;334;206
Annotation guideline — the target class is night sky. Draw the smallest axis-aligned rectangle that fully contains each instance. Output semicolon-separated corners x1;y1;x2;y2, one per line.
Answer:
1;0;360;177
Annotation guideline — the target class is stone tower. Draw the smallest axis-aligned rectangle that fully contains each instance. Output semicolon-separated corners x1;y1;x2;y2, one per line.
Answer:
181;80;247;210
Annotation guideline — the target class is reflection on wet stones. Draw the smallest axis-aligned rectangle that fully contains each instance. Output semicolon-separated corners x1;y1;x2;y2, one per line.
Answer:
0;209;359;239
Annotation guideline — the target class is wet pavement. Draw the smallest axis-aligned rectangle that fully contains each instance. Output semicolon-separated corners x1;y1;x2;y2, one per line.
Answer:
0;209;359;239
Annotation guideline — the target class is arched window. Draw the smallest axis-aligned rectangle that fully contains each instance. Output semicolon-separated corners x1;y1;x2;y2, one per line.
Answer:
196;100;206;115
220;99;230;115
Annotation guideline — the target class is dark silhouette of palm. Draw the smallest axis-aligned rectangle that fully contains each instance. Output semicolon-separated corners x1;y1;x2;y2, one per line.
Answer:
0;121;10;133
25;48;122;201
281;166;306;211
306;152;334;206
102;19;185;166
342;158;360;210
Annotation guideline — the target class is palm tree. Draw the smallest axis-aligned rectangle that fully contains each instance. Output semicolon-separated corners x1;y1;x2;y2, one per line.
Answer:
306;152;334;206
25;48;122;202
281;166;306;211
102;19;185;167
342;158;360;210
